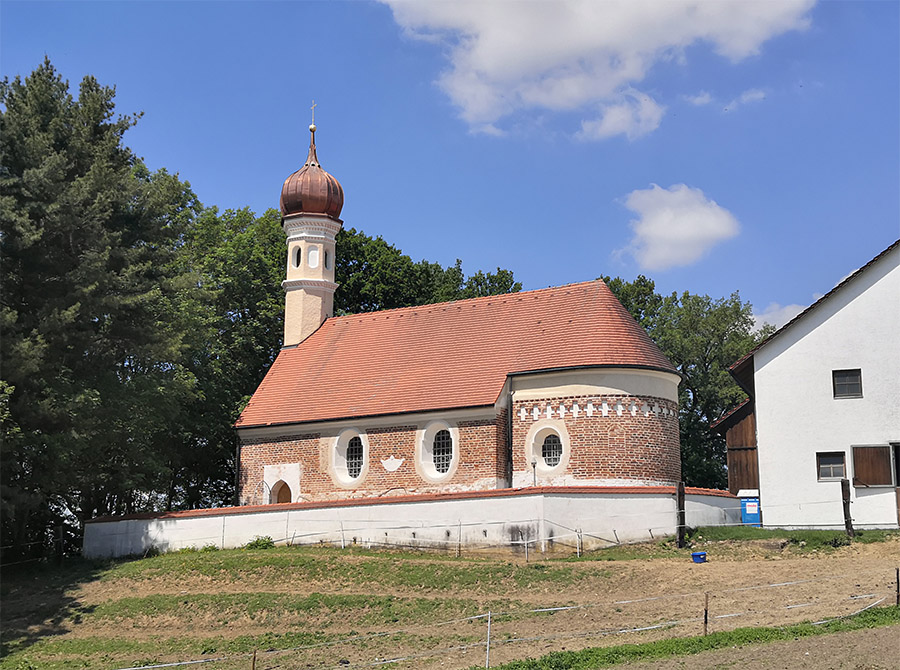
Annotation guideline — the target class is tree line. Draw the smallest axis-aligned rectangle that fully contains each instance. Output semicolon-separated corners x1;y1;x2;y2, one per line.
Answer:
0;60;766;561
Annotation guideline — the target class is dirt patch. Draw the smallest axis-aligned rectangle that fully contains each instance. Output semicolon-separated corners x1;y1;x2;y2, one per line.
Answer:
3;538;899;669
617;624;900;669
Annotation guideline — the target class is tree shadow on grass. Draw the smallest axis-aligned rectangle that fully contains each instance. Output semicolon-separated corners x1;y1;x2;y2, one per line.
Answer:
0;557;111;659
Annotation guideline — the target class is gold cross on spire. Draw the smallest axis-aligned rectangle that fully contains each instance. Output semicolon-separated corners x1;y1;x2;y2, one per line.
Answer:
310;100;317;125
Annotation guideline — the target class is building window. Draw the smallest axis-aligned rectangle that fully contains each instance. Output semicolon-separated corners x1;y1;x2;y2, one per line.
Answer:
346;436;363;479
324;249;331;270
292;245;302;268
816;452;845;481
525;420;570;478
542;434;562;467
832;369;862;398
417;421;459;483
308;246;319;269
333;429;368;487
433;429;453;474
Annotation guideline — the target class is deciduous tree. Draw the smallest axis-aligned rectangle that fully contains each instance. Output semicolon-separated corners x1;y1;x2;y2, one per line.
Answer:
603;275;771;488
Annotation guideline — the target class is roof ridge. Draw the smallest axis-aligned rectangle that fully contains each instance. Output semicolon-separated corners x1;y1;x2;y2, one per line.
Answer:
327;279;606;324
729;238;899;372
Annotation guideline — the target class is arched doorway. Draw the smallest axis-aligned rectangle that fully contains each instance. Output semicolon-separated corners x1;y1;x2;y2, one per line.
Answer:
270;480;292;504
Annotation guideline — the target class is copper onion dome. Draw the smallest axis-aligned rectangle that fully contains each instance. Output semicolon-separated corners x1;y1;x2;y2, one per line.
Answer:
280;124;344;219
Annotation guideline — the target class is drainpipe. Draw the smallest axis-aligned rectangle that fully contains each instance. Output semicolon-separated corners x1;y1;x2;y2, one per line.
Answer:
506;390;514;487
233;431;241;507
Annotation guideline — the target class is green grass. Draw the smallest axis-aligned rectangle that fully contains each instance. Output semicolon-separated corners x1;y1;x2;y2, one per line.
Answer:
98;545;602;590
486;605;900;669
1;630;337;670
78;591;512;626
687;526;900;550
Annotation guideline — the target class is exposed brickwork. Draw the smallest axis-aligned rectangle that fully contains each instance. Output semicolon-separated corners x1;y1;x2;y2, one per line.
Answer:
238;394;680;504
512;395;681;485
239;415;509;505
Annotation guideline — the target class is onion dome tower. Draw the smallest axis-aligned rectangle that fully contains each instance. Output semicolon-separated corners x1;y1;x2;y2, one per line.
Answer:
279;120;344;346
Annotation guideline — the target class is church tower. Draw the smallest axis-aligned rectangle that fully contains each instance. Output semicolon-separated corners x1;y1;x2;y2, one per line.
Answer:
279;121;344;346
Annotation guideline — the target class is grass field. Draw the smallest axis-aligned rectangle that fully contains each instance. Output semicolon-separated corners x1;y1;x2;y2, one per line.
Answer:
2;527;899;669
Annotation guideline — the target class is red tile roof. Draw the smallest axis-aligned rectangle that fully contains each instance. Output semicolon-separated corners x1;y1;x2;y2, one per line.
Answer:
87;485;733;523
236;280;677;429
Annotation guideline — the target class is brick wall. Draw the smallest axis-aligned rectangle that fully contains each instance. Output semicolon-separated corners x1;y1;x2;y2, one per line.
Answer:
238;394;679;505
239;413;508;505
512;394;681;485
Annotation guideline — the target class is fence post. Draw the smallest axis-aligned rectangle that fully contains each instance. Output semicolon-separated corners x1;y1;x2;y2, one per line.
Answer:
485;610;492;668
703;592;709;635
676;482;686;548
457;521;462;558
895;567;899;607
576;528;582;557
840;478;854;539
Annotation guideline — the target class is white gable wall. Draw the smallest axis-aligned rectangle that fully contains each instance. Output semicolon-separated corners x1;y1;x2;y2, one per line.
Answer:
753;246;900;528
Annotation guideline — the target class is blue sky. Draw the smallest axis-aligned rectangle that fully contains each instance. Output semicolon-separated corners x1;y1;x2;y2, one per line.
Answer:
3;0;898;327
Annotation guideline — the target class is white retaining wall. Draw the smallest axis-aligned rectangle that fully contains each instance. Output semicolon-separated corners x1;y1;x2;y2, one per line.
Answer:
82;489;739;559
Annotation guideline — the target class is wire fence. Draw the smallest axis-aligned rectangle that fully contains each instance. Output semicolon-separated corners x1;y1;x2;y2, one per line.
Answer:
105;566;900;670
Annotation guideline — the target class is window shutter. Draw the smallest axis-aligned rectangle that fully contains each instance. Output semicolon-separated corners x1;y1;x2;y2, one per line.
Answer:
852;446;893;486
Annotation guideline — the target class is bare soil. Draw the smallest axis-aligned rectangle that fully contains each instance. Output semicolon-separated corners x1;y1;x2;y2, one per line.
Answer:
3;537;899;669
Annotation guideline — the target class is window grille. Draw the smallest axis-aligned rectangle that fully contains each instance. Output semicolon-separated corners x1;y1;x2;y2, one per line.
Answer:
542;434;562;468
832;369;862;398
347;436;363;479
433;429;453;474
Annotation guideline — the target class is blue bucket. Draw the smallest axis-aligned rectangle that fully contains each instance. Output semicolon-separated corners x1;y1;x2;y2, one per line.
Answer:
691;551;707;563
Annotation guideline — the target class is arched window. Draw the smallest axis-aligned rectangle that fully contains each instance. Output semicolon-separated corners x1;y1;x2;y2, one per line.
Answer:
324;249;330;270
292;245;302;268
308;246;319;269
417;421;459;483
333;429;369;487
542;434;562;467
270;480;292;504
433;429;453;474
346;436;363;479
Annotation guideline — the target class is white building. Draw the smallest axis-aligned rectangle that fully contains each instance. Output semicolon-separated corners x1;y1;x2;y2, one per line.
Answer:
717;240;900;529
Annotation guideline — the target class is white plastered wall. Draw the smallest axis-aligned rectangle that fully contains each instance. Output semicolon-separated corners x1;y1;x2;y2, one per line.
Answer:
82;491;739;558
753;246;900;528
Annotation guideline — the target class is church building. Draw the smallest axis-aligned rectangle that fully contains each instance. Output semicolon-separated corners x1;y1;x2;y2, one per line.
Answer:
235;124;683;506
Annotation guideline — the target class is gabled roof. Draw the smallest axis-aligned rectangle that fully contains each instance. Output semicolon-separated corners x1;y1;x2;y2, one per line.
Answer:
729;239;899;394
236;280;677;429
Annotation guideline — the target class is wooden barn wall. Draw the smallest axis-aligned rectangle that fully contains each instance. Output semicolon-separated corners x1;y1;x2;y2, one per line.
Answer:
725;410;759;495
725;411;756;448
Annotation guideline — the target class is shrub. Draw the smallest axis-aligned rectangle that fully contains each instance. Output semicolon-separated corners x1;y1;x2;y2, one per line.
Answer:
244;536;275;550
200;543;220;552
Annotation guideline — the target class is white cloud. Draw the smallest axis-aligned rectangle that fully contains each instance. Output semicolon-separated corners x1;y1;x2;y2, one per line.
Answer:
753;302;807;329
577;90;665;141
684;91;713;106
617;184;740;271
382;0;813;135
724;88;767;111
